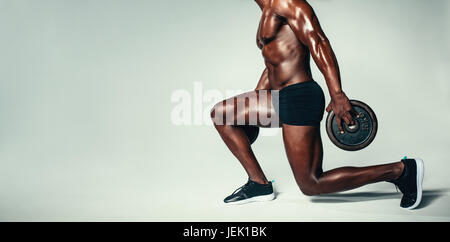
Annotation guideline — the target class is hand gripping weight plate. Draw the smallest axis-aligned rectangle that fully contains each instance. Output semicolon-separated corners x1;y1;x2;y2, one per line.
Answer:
326;100;378;151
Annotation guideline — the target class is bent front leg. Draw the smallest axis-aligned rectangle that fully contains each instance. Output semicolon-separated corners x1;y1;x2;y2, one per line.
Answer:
211;90;280;184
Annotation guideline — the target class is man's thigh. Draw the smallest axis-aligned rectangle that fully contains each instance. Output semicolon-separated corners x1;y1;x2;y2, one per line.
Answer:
213;90;280;128
282;124;324;180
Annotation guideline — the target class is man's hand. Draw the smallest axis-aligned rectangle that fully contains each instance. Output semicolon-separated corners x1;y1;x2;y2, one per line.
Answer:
326;92;358;133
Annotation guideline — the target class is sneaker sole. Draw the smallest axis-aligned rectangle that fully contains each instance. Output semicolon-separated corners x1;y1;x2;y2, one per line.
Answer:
403;158;424;210
224;193;276;205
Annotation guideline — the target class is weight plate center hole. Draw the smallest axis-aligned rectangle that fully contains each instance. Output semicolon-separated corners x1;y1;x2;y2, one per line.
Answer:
344;120;359;133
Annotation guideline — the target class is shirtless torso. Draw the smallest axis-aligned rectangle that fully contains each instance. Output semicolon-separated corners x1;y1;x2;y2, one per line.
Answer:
257;0;313;90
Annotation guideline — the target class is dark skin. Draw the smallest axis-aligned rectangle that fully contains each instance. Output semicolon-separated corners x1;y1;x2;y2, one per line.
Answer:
211;0;404;195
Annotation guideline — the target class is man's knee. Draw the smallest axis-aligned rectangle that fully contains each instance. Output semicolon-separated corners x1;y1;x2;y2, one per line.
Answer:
296;177;321;196
210;101;224;123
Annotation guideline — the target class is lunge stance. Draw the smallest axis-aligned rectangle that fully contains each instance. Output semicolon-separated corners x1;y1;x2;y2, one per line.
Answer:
211;0;424;209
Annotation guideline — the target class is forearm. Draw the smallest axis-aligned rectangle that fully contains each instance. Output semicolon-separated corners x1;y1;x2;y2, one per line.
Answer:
311;38;343;97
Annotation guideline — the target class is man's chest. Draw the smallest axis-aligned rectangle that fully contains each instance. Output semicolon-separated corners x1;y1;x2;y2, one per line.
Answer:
257;9;286;46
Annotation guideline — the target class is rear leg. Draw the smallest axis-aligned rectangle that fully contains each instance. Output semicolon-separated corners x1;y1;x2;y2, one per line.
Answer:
282;124;405;196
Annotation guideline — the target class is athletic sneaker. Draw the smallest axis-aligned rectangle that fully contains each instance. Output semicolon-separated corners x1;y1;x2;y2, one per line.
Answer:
390;158;425;210
224;179;275;205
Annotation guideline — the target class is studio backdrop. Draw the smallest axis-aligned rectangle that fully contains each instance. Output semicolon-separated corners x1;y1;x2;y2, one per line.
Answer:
0;0;449;221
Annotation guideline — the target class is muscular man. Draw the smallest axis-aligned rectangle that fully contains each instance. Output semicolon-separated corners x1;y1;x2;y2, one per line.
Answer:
211;0;424;209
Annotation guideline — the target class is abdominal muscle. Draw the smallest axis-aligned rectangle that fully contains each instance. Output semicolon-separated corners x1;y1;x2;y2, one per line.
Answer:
261;25;314;90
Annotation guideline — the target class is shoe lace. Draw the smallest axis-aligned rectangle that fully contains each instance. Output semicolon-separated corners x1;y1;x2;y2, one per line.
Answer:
393;179;408;194
230;180;252;195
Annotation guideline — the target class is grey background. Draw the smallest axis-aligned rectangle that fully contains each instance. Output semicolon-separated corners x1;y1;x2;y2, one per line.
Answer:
0;0;449;221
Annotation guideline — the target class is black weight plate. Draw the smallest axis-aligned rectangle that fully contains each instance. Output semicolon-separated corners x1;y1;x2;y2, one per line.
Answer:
326;100;378;151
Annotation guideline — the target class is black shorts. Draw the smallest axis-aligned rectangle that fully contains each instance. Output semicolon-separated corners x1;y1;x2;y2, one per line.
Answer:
272;80;325;126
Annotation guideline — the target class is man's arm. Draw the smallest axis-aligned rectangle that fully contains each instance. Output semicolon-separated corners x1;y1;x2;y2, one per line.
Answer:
274;0;355;129
255;68;271;90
